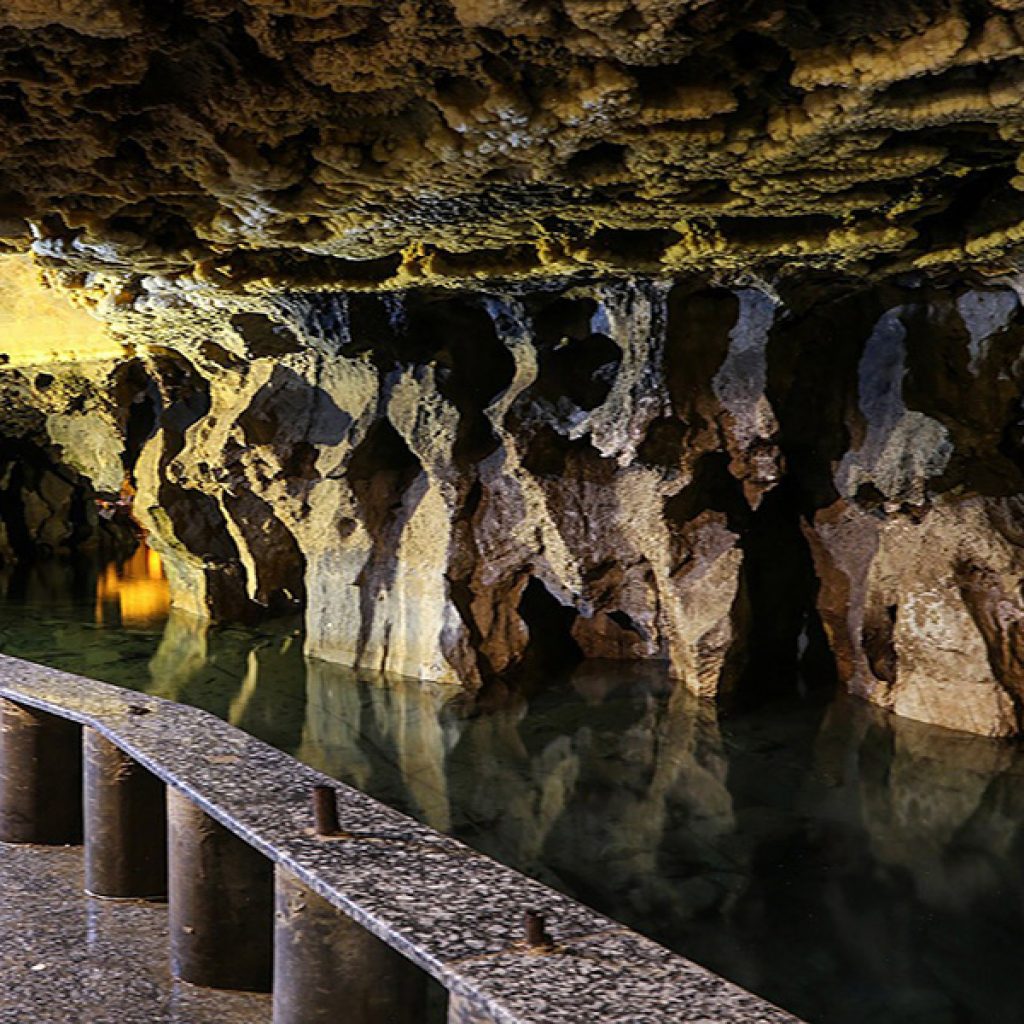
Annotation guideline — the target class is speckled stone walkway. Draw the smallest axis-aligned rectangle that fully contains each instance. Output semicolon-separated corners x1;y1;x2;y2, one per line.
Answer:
0;842;270;1024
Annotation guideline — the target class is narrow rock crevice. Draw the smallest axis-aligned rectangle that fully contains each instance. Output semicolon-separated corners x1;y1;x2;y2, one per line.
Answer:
515;575;584;678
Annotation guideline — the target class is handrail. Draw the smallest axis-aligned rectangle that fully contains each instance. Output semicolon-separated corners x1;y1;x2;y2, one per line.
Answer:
0;652;803;1024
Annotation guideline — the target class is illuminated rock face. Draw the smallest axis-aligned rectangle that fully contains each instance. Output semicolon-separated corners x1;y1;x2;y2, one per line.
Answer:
0;341;138;563
127;281;791;696
770;281;1024;736
7;273;1024;739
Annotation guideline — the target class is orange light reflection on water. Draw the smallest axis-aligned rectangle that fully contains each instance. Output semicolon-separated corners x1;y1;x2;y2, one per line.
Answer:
95;544;171;628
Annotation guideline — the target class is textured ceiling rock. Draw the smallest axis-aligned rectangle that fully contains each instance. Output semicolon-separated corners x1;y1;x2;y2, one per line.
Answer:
3;1;1024;288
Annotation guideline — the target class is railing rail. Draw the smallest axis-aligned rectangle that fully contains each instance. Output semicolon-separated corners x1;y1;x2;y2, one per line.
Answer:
0;652;803;1024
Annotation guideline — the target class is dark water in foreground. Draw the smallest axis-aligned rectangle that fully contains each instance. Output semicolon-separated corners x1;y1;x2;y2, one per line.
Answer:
2;556;1023;1024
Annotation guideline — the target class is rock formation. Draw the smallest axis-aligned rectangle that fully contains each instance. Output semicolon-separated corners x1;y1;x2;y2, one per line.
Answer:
4;1;1024;282
4;2;1024;736
0;352;137;563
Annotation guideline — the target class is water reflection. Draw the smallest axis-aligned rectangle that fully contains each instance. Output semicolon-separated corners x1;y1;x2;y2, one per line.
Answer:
95;545;170;628
1;558;1022;1023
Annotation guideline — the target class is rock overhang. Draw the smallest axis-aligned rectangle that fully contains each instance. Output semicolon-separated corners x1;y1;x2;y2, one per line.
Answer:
2;0;1024;292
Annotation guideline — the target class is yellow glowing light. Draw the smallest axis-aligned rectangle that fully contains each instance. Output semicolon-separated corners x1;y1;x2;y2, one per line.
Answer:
95;544;171;628
0;254;123;367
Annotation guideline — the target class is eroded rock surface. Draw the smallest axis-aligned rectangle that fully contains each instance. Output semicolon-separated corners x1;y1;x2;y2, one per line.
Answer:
116;280;792;696
771;281;1024;736
0;361;137;563
15;268;1024;737
7;268;1024;739
3;1;1024;290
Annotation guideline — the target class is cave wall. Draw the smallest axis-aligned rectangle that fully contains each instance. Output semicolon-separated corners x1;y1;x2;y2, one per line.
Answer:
5;2;1024;742
772;279;1024;736
128;279;773;694
0;361;137;564
13;270;1023;737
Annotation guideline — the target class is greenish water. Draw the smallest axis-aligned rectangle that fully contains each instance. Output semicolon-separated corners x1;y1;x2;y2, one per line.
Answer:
3;556;1024;1024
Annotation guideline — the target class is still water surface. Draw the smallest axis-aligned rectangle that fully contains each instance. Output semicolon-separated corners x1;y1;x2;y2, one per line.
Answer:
2;553;1022;1024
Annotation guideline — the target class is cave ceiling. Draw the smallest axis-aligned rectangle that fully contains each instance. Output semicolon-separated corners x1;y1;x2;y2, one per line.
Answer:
2;0;1024;293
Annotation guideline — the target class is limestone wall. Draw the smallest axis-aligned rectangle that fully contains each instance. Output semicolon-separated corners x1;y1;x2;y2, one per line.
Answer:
10;273;1024;737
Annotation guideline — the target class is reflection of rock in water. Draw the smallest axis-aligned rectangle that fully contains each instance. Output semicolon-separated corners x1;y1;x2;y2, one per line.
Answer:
225;634;308;755
291;656;1024;1024
300;658;462;833
695;697;1024;1024
146;608;211;702
147;607;308;755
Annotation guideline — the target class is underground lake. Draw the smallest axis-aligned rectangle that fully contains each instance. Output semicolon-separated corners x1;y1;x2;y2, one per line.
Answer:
0;548;1020;1024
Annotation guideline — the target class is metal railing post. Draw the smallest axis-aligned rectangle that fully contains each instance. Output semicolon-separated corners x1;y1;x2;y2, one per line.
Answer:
167;786;273;991
83;728;167;899
0;697;82;844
